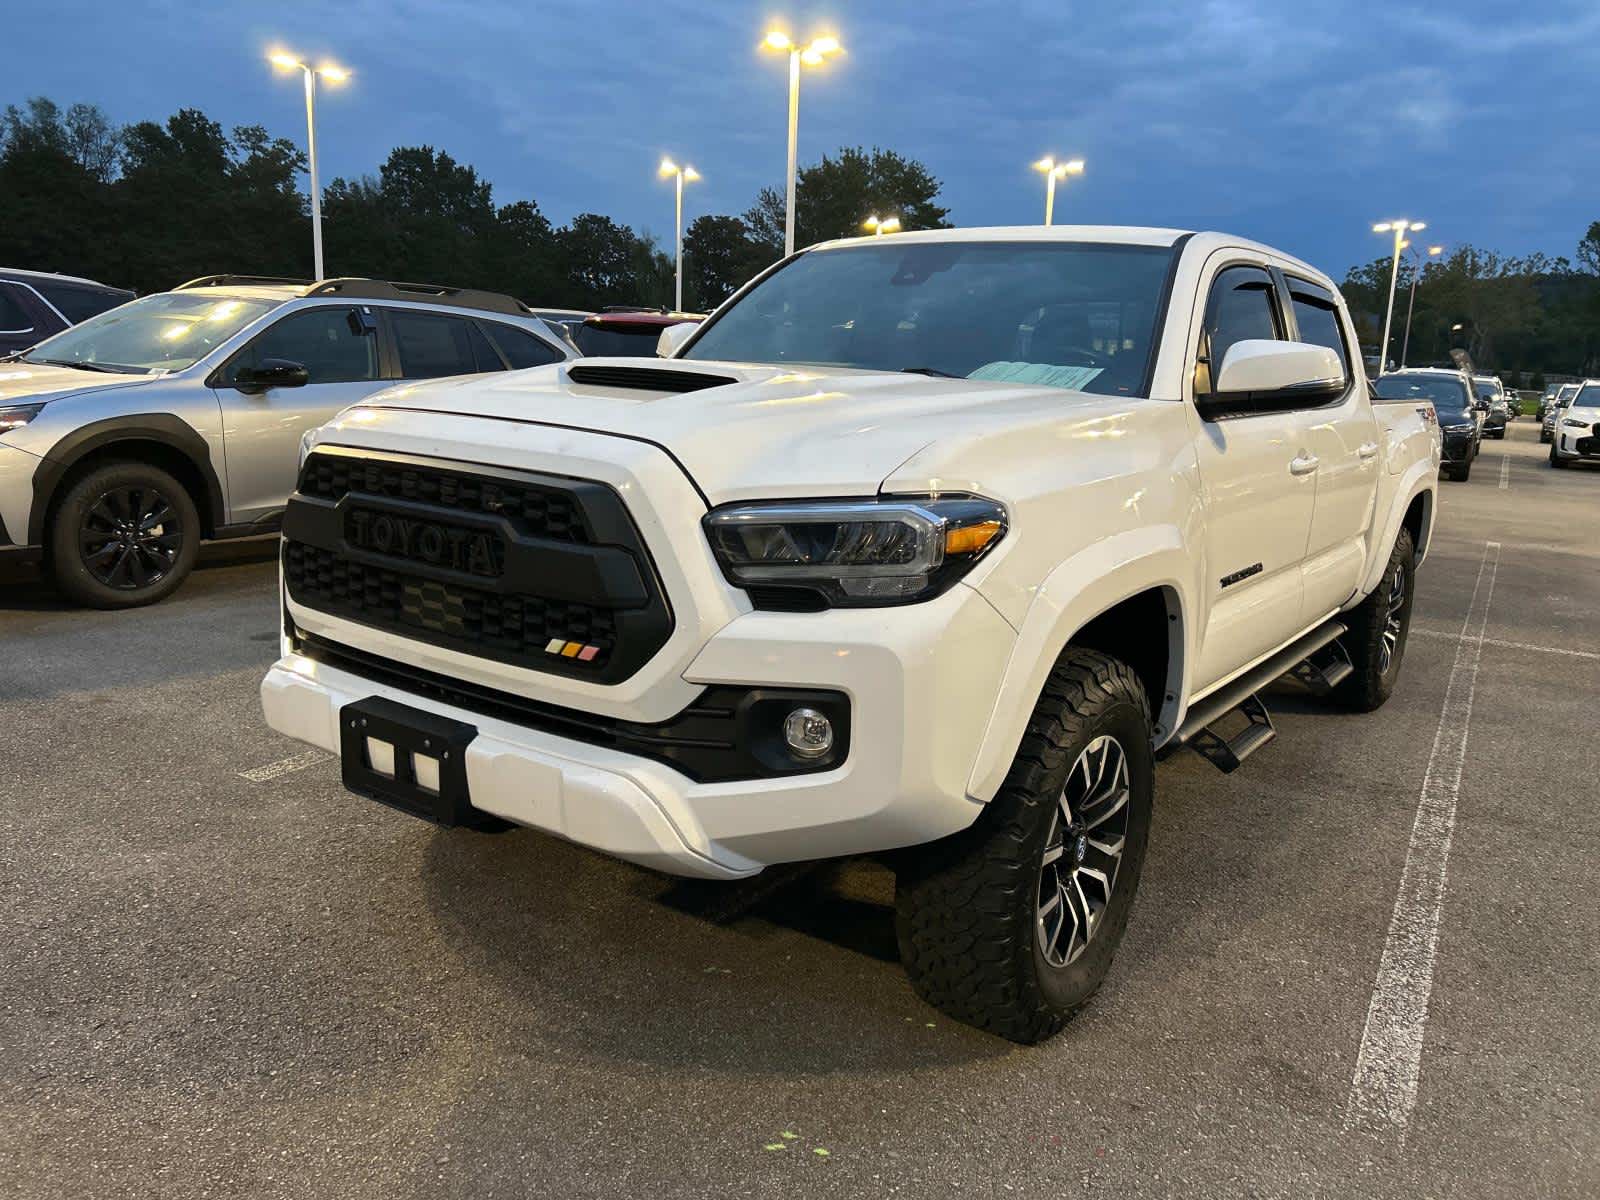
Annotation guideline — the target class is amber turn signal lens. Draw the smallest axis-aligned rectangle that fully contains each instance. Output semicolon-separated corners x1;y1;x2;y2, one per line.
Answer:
944;520;1003;557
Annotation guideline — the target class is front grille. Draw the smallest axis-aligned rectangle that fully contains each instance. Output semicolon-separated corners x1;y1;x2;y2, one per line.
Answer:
298;455;588;543
285;542;618;664
283;450;672;684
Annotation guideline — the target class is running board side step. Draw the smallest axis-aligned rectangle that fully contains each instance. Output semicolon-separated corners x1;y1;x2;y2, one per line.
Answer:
1165;621;1348;773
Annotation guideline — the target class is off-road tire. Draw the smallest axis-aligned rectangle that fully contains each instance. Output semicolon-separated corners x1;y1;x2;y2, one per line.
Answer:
894;649;1154;1044
1333;526;1414;712
48;461;200;609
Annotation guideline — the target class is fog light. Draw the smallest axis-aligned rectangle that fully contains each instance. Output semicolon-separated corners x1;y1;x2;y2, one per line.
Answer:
783;707;834;759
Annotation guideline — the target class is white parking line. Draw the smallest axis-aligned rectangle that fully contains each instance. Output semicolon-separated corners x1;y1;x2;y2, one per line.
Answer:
1413;627;1600;663
238;749;334;783
1498;455;1510;490
1346;540;1500;1138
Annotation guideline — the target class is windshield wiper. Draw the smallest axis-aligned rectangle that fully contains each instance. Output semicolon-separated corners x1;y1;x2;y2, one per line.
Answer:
24;357;132;375
899;366;964;379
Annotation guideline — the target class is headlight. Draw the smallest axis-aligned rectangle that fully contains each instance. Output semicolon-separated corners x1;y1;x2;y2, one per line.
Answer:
1562;418;1589;428
1444;423;1474;433
0;403;44;435
704;495;1007;607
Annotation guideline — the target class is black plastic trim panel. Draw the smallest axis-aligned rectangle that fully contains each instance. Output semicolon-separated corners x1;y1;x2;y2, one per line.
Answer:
295;631;850;783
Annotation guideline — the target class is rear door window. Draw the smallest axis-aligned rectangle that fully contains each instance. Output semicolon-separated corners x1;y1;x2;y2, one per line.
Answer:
390;311;505;378
1285;277;1351;384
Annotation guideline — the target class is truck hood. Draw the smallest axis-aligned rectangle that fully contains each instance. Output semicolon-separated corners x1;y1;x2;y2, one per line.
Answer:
0;361;154;405
352;358;1117;502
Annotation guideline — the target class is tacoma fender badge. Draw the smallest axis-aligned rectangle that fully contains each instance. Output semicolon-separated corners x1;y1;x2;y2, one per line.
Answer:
1220;562;1264;589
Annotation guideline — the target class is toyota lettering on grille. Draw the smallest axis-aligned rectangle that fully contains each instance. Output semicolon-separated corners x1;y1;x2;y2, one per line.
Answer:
345;509;502;577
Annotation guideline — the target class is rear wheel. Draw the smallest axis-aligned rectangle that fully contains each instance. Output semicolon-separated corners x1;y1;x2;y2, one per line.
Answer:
894;649;1154;1043
1333;526;1414;712
48;461;200;608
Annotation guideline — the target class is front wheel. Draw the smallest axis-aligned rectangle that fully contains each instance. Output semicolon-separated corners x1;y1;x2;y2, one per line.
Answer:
48;461;200;608
1550;444;1570;468
1333;526;1415;712
1448;456;1471;482
895;649;1154;1043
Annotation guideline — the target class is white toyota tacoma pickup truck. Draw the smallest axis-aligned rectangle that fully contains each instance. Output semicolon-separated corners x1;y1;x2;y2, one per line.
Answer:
262;226;1440;1042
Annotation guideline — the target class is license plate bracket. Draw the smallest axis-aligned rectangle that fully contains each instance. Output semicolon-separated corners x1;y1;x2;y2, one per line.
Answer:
339;696;478;826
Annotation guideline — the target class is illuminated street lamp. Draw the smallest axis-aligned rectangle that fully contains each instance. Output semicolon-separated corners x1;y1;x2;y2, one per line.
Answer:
269;51;350;280
1372;219;1426;375
762;29;843;257
1032;157;1084;226
862;215;901;236
1400;243;1444;368
659;159;700;312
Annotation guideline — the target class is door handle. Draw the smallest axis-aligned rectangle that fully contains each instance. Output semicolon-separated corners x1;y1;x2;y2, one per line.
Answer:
1289;452;1320;476
1358;442;1379;459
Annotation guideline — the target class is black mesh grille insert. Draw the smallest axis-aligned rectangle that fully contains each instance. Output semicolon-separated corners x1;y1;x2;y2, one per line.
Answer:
283;452;672;684
298;455;588;543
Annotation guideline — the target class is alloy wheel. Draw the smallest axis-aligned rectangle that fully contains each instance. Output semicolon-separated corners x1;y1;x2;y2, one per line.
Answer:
1379;559;1407;675
78;484;184;590
1037;734;1131;967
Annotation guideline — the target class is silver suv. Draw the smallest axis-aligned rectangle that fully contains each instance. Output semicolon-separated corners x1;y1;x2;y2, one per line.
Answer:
0;276;574;607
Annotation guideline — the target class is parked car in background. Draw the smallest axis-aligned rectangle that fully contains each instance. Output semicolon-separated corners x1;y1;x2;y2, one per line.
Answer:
0;275;574;607
1538;385;1558;420
1473;375;1510;438
1542;382;1580;443
0;268;134;357
1376;367;1481;480
567;309;704;357
264;224;1440;1042
1549;379;1600;469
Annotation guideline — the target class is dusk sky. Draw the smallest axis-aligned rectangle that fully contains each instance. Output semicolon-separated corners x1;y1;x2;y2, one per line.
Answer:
12;1;1599;282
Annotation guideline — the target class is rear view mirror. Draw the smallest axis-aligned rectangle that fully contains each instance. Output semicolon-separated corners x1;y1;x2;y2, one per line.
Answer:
1199;339;1344;420
235;358;310;393
656;322;696;358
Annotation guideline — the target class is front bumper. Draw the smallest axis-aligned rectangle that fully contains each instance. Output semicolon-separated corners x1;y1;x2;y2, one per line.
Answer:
1554;428;1600;459
0;442;40;556
263;582;1016;879
1441;432;1474;465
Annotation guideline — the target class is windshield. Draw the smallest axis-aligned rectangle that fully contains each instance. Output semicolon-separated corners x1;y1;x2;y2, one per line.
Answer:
1558;385;1580;405
21;292;283;375
684;240;1176;396
1474;379;1502;400
1374;374;1471;416
1574;384;1600;408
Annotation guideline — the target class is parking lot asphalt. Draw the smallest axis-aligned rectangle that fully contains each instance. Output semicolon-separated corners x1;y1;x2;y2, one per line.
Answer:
2;420;1596;1199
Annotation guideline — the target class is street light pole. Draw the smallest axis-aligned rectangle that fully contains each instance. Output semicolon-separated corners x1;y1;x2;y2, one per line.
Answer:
1033;157;1084;226
1372;219;1425;375
270;52;349;281
659;159;700;312
763;30;842;258
1400;243;1443;369
303;68;322;280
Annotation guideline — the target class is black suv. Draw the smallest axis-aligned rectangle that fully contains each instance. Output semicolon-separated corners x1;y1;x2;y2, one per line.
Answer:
1374;369;1482;481
0;269;134;356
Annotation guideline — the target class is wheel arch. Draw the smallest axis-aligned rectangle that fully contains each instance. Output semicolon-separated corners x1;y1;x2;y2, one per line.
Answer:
966;531;1193;804
29;414;224;545
1356;467;1435;598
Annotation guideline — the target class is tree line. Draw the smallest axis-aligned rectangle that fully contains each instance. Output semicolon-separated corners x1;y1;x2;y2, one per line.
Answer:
1340;230;1600;384
6;94;1596;378
0;96;946;314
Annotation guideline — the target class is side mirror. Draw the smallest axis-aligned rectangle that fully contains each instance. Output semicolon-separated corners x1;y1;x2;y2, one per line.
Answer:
656;321;696;358
1199;340;1344;420
235;357;309;393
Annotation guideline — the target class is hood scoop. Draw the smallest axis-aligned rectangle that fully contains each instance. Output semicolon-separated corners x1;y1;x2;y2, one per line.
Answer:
565;363;737;394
